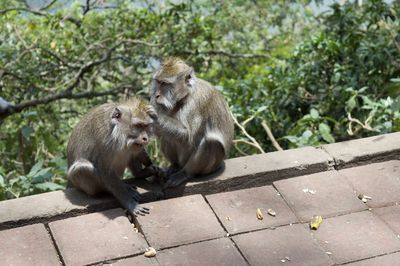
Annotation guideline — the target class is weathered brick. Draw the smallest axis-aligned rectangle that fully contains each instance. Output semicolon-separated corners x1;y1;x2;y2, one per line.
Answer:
105;255;159;266
165;146;333;198
49;208;147;266
322;132;400;168
157;238;247;266
136;194;225;249
345;252;400;266
310;211;400;264
274;171;366;222
340;160;400;207
233;224;332;266
0;224;60;266
206;185;298;234
372;205;400;235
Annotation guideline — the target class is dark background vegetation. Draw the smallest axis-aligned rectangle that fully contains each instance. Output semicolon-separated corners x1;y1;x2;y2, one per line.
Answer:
0;0;399;200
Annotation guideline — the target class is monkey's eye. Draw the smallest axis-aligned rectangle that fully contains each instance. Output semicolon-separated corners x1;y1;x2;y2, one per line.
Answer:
112;108;122;119
158;81;168;87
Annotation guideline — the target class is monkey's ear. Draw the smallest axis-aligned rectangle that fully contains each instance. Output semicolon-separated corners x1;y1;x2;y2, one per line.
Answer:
185;69;196;87
111;107;122;120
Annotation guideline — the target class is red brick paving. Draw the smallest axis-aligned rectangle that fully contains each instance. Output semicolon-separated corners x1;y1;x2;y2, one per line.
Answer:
340;160;400;208
345;252;400;266
106;256;159;266
0;224;60;266
136;194;225;249
1;134;400;266
274;170;367;222
310;211;400;264
157;238;247;266
206;185;298;234
233;224;333;266
49;208;147;266
372;205;400;235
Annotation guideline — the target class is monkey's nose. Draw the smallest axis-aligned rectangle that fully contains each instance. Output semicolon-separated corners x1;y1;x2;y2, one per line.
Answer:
142;137;148;143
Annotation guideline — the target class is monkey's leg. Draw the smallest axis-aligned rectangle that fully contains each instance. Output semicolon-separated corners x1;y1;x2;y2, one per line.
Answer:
67;159;104;196
163;137;225;188
160;139;184;177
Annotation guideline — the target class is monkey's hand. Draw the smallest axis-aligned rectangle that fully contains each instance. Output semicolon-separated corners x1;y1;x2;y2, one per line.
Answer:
124;185;150;217
163;171;189;189
145;105;158;121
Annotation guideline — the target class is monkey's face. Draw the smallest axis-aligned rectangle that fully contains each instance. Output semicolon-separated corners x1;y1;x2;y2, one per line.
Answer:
110;106;153;151
151;69;195;111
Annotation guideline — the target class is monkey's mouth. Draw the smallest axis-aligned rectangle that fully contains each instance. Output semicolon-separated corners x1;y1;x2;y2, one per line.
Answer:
127;138;142;148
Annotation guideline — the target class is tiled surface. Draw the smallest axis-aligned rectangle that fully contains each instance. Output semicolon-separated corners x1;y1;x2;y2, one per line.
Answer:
1;133;399;266
311;211;400;264
0;224;60;266
274;171;366;222
108;256;160;266
206;185;298;234
340;160;400;207
233;224;332;266
136;194;225;249
49;208;147;266
372;205;400;235
157;238;247;266
345;252;400;266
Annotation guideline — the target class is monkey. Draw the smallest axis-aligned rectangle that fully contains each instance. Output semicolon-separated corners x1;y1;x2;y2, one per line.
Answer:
67;98;160;216
150;57;234;188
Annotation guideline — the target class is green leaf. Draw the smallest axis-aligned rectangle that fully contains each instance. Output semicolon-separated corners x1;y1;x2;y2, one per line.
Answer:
21;126;34;139
310;109;319;119
302;130;312;139
346;96;356;111
319;123;335;143
256;106;267;113
28;160;44;177
32;168;53;184
35;182;64;191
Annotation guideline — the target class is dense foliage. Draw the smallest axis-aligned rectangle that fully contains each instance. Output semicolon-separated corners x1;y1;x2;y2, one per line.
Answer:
0;0;399;200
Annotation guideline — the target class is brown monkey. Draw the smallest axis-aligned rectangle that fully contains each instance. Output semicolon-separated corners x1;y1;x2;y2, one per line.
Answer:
150;58;234;188
67;98;159;216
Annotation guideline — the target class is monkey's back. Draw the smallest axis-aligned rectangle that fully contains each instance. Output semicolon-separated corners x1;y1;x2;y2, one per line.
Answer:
194;79;234;152
67;103;116;167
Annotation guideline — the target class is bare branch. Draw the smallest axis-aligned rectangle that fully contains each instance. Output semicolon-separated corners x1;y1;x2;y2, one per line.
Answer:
183;49;270;59
82;0;91;15
261;120;283;151
231;111;265;153
0;85;134;119
0;7;49;16
39;0;58;10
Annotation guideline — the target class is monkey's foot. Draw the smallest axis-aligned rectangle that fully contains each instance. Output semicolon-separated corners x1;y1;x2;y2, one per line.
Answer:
163;172;189;189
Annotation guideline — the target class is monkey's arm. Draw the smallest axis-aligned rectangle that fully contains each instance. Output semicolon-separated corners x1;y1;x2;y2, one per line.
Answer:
128;152;164;179
102;171;149;216
157;114;190;139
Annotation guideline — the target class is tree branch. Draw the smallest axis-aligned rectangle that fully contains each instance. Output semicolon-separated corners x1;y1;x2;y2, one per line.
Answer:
40;0;58;10
0;85;134;119
183;49;271;59
231;111;265;153
261;120;283;151
0;8;49;16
